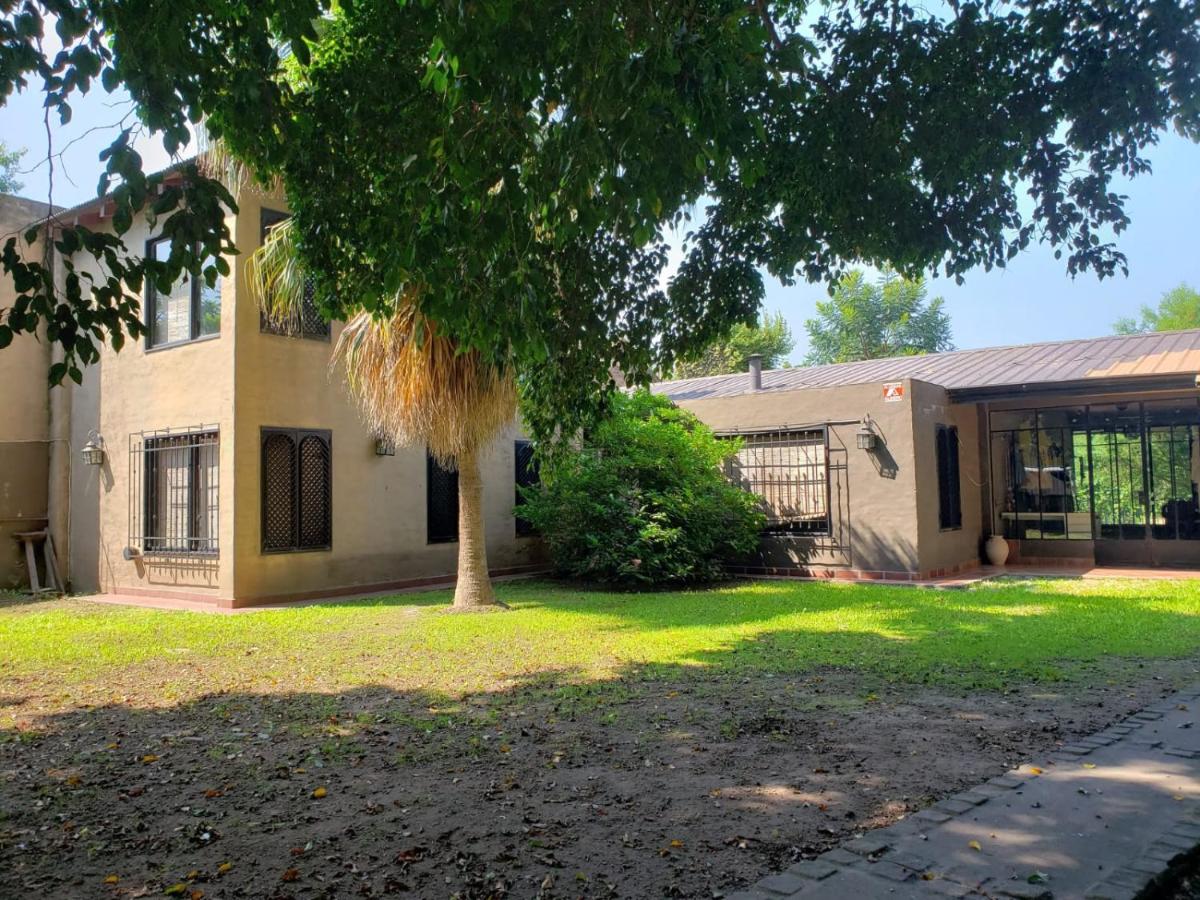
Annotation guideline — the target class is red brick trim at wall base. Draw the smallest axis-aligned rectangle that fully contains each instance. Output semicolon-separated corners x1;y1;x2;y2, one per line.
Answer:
728;559;983;583
727;564;920;582
228;564;550;609
917;560;982;581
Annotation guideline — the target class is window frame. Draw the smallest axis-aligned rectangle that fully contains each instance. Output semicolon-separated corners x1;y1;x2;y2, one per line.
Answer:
723;428;831;536
514;439;539;537
936;424;963;531
426;451;459;545
260;427;333;554
144;236;222;350
129;426;220;558
258;208;331;342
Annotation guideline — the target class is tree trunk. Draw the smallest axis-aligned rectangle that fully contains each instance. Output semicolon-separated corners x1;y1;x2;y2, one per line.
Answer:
453;446;497;608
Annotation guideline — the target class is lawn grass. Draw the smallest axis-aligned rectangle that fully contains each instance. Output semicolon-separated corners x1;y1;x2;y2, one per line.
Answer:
2;576;1199;717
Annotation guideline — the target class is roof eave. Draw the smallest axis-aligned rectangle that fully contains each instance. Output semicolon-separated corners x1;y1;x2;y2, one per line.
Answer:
947;373;1200;404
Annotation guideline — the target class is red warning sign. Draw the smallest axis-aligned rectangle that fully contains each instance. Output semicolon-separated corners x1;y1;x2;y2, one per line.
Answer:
882;382;905;402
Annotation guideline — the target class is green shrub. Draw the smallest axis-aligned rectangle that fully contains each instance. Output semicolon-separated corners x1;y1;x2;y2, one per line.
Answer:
517;389;766;586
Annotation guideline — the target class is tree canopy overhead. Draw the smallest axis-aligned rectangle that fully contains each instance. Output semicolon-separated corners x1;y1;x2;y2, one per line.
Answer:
2;0;1199;436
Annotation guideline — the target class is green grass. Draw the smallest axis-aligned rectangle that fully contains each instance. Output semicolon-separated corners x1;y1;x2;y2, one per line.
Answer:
2;576;1199;714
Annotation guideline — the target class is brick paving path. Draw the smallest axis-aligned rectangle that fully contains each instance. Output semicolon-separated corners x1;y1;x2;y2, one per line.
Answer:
730;686;1200;899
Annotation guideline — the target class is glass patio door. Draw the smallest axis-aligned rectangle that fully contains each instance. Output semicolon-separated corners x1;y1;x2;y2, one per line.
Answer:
1143;400;1200;555
1090;401;1200;565
1088;406;1148;543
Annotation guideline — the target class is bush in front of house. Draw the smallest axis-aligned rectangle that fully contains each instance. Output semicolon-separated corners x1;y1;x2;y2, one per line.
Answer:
517;389;765;586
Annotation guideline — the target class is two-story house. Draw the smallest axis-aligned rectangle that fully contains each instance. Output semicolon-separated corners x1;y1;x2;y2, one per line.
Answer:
0;174;543;607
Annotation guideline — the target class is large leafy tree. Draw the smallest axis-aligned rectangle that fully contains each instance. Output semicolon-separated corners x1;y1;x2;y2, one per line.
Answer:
673;312;795;379
804;269;953;364
0;140;23;193
1114;283;1200;334
1;0;1198;427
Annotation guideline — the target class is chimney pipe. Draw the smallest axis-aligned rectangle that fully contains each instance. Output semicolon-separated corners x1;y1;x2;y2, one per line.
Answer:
748;354;763;391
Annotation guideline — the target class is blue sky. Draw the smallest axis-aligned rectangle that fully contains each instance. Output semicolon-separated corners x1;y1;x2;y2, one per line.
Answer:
3;76;1198;365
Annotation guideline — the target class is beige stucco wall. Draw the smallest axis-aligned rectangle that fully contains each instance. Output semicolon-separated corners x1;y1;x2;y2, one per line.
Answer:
0;195;53;588
45;184;540;605
675;378;923;575
229;191;540;604
909;379;985;575
76;212;239;600
64;360;101;592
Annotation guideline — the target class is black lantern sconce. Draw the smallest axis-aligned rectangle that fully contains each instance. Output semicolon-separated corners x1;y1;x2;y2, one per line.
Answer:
856;415;878;451
81;430;106;466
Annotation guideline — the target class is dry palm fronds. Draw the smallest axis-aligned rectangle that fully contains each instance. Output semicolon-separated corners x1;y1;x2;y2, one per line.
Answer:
244;215;309;333
336;301;518;463
197;130;284;197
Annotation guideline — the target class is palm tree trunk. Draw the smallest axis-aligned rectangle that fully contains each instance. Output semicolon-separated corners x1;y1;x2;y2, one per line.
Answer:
453;446;497;608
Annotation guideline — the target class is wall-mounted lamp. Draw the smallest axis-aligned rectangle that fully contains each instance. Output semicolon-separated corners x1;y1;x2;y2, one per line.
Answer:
374;436;396;457
856;415;877;451
81;430;106;466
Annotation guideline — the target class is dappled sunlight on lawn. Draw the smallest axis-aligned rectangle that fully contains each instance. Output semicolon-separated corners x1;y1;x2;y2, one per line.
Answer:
2;576;1200;705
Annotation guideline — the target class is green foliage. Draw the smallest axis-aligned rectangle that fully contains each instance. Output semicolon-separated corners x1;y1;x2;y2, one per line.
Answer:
517;390;765;586
1113;284;1200;334
1;0;1199;434
0;141;24;193
805;269;954;365
673;311;795;379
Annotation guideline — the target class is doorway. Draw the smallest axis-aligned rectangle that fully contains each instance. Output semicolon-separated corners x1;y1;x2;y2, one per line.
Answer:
991;398;1200;567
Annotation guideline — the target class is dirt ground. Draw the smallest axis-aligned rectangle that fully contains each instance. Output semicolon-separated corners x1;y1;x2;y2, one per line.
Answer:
2;661;1197;899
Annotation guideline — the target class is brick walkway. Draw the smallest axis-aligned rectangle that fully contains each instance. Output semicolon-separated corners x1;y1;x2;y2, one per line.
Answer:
730;686;1200;900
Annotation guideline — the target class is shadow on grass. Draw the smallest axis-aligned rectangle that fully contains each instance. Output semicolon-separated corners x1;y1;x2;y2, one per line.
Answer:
0;591;67;611
2;640;1195;900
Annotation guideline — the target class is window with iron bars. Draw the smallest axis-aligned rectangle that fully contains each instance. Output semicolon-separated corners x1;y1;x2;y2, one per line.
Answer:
724;429;830;534
427;452;459;544
936;424;963;530
259;208;331;340
261;428;333;553
129;426;219;556
514;440;539;537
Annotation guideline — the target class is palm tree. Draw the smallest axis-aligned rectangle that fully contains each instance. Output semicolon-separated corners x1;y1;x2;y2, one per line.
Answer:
246;214;517;608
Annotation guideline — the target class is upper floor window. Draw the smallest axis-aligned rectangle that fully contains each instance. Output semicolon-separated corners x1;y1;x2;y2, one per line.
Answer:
259;209;330;340
725;429;829;534
145;237;221;348
936;424;963;530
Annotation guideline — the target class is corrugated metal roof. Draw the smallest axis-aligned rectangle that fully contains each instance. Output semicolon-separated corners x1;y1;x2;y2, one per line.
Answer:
652;329;1200;402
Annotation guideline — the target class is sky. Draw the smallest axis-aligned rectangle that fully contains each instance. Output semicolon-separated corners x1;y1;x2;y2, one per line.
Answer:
3;75;1199;366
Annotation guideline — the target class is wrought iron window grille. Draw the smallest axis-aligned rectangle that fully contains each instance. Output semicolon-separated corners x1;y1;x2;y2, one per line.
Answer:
129;425;220;557
261;427;333;553
514;440;540;537
723;428;831;535
427;452;459;544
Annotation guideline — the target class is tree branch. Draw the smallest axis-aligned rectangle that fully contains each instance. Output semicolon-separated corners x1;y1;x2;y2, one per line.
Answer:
753;0;785;52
